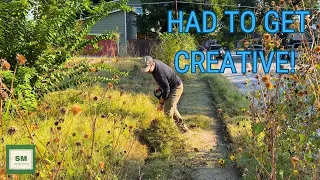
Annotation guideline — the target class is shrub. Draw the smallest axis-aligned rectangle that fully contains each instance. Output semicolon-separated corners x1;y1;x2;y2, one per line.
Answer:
152;31;196;67
0;0;130;109
0;58;127;112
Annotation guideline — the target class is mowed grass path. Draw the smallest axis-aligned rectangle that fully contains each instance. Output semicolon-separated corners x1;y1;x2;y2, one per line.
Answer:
179;75;240;180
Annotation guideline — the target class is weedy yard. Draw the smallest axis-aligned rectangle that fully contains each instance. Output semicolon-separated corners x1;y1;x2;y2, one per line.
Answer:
1;0;320;179
0;57;227;180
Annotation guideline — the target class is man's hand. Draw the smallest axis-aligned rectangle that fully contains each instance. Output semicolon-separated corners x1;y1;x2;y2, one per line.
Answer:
159;97;165;105
157;103;164;111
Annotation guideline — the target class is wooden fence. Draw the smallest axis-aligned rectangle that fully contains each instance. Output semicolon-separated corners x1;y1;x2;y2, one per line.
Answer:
127;39;160;57
83;35;118;56
82;37;160;57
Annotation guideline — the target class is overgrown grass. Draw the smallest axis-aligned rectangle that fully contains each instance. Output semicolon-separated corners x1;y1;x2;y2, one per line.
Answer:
108;58;194;179
201;74;250;119
141;154;193;180
106;58;215;179
1;57;223;179
184;115;213;130
3;85;187;179
1;57;188;179
200;74;251;144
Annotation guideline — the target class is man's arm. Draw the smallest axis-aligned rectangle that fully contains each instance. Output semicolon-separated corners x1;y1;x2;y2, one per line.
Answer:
159;75;170;104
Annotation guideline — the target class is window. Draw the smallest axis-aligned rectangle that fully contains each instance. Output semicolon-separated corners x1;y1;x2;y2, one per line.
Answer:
135;7;142;15
210;45;222;50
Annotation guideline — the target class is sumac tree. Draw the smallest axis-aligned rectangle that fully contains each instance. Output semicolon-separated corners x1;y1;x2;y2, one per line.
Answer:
0;0;130;110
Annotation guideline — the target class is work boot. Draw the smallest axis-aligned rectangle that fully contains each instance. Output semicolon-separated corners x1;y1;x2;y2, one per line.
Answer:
178;124;189;133
174;116;189;133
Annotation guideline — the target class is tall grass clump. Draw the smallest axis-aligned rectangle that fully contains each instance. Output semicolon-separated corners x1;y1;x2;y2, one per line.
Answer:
201;74;250;119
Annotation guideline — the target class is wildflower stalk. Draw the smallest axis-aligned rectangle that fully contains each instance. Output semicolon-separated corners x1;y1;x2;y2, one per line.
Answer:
314;149;320;180
53;116;76;179
0;98;4;171
106;117;127;179
270;119;276;180
52;146;68;179
116;140;135;177
90;106;98;158
269;75;282;180
17;111;49;173
0;70;4;172
10;64;18;98
105;117;117;179
85;83;99;161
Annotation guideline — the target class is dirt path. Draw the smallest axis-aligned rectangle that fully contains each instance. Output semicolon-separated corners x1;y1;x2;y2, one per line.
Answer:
179;75;240;180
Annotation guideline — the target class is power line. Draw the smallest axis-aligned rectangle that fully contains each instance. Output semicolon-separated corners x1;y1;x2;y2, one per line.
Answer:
128;1;174;5
177;1;254;9
128;1;320;10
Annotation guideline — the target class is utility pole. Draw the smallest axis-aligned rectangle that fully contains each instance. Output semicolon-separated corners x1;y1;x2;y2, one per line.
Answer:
175;0;178;19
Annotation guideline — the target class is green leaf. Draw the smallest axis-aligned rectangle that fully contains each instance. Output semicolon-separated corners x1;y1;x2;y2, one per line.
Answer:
299;134;305;142
304;154;312;163
3;99;13;121
67;168;75;176
253;123;264;136
279;170;284;179
45;158;53;164
113;174;118;180
40;172;46;178
47;155;54;161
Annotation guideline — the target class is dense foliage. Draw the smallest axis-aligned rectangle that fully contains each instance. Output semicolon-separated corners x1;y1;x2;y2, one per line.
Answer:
136;0;258;46
152;31;196;67
205;1;320;179
0;0;130;110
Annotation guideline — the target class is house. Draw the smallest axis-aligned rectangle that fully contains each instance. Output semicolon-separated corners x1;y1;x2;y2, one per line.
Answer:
87;0;142;56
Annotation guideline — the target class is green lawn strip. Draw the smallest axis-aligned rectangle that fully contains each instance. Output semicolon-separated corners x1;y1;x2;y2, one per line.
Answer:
201;74;262;179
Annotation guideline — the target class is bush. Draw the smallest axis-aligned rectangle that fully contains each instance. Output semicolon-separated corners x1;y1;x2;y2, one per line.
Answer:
0;59;127;112
152;31;196;67
0;0;130;111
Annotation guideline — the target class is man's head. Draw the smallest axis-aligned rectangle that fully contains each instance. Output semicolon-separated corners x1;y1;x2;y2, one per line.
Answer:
140;56;155;73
